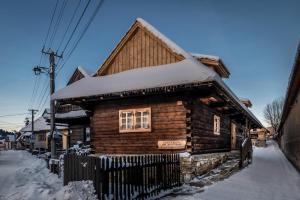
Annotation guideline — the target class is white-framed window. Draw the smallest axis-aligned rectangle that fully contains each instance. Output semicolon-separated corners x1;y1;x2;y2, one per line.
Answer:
213;115;221;135
119;108;151;133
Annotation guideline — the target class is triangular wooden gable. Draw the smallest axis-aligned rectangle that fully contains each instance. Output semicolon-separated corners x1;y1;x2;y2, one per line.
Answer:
95;19;186;76
67;68;85;85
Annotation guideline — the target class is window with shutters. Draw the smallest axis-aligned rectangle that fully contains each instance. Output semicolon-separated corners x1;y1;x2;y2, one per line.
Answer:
213;115;221;135
119;108;151;133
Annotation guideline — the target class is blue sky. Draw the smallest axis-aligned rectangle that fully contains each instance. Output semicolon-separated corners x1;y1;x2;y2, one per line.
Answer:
0;0;299;131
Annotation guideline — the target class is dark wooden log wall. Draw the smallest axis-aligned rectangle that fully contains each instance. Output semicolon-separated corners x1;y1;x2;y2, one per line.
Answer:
191;101;231;154
90;97;187;154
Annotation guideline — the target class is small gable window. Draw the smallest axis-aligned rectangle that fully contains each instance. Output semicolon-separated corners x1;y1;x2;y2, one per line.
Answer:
213;115;221;135
119;108;151;133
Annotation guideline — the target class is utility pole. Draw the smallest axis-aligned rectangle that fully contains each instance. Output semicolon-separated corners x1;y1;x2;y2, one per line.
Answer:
28;109;38;150
28;109;38;133
33;48;62;159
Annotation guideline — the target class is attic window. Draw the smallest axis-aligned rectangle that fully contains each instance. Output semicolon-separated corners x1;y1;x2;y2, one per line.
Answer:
119;108;151;133
213;115;221;135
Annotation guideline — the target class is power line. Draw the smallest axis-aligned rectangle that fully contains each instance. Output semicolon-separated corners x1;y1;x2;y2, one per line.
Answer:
57;0;82;52
38;94;50;115
48;0;69;48
32;76;48;109
43;0;59;47
28;0;59;111
37;85;50;112
61;0;91;54
0;113;28;118
57;0;104;74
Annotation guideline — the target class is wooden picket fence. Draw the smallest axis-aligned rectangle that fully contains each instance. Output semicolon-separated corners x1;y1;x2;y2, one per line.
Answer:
64;154;181;200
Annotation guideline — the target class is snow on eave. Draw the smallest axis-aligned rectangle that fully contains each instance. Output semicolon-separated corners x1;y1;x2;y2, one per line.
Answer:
190;53;220;61
136;18;194;60
52;59;218;101
77;66;93;77
215;79;263;128
56;110;88;119
279;42;300;130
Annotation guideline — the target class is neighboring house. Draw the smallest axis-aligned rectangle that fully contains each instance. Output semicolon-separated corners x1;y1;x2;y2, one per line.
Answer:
55;66;92;148
250;128;268;147
52;18;262;155
278;44;300;171
19;109;68;151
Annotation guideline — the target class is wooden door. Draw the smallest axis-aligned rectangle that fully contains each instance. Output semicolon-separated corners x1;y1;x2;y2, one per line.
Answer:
231;123;237;150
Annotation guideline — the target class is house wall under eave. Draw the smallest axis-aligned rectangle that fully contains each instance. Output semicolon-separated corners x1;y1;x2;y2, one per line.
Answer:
281;87;300;171
191;102;231;153
90;96;188;154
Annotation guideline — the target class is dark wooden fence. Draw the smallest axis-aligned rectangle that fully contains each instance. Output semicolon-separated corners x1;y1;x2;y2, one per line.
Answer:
64;154;181;200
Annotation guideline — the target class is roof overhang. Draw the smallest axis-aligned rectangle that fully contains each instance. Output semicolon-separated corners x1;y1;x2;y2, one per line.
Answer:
279;44;300;131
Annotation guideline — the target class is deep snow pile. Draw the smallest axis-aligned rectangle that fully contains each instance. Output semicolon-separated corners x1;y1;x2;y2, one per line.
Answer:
0;150;97;200
163;140;300;200
54;181;98;200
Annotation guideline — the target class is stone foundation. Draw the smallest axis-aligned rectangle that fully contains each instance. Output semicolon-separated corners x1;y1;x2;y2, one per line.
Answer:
180;152;229;183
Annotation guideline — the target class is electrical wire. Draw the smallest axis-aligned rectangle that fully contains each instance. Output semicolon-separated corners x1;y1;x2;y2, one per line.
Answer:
57;0;104;75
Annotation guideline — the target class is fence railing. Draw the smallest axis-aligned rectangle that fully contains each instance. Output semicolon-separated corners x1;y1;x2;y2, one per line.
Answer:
64;154;181;200
240;137;253;168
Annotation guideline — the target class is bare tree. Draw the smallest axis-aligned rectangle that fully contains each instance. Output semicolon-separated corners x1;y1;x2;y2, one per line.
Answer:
264;98;284;133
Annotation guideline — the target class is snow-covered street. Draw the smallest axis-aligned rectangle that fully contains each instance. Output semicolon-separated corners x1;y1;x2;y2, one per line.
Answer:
0;150;97;200
165;140;300;200
1;141;299;200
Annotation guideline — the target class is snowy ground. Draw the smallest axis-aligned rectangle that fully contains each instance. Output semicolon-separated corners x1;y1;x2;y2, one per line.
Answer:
164;140;300;200
0;150;97;200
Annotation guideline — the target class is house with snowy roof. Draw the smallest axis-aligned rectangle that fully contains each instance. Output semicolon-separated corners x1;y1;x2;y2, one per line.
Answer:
54;66;92;148
20;109;68;151
52;18;262;155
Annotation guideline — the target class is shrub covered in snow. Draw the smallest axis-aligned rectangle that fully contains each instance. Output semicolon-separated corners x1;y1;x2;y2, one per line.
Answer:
68;141;92;156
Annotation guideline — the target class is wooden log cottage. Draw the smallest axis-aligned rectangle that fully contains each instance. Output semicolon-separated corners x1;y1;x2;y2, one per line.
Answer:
55;66;92;148
52;18;262;155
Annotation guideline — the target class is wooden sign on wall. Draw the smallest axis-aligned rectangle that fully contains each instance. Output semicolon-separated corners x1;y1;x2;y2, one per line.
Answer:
157;140;186;150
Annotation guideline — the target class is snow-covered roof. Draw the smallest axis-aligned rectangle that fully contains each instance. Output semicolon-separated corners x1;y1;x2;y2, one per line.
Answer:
136;18;194;60
190;53;220;61
23;132;32;136
56;110;88;119
52;59;262;127
52;59;218;100
77;66;93;77
19;116;66;132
